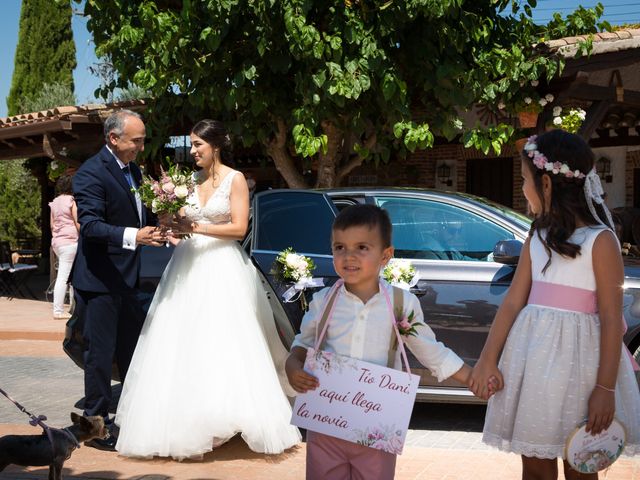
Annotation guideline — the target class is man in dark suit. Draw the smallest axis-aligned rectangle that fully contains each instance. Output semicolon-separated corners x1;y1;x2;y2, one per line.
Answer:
71;110;165;450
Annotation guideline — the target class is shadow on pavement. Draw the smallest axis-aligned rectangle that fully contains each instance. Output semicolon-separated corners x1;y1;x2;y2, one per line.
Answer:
409;402;487;432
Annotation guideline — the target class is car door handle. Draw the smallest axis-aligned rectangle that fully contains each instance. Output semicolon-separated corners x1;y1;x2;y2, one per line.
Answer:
410;286;428;296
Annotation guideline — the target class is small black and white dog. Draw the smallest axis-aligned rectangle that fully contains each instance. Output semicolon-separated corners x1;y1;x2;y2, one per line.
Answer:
0;413;108;480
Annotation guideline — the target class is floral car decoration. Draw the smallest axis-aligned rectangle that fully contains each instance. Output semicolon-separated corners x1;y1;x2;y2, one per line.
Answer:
382;259;419;290
271;247;324;310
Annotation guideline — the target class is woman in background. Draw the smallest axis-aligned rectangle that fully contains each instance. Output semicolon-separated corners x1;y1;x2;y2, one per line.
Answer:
49;174;79;319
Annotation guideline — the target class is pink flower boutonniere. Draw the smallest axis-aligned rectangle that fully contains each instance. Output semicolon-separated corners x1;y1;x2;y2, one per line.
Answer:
396;310;423;337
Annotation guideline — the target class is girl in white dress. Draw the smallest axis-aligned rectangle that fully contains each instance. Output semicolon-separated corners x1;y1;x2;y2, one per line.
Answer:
115;119;301;460
471;130;640;480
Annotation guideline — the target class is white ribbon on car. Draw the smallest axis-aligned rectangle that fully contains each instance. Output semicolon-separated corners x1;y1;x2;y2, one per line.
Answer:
282;276;325;302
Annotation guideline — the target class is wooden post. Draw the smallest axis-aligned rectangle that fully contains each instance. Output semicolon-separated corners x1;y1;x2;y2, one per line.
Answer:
27;157;54;272
579;100;612;141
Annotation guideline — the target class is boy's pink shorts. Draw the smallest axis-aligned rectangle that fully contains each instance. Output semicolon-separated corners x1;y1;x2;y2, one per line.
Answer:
306;430;397;480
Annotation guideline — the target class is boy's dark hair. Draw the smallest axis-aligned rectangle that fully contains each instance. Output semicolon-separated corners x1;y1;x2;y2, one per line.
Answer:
332;204;392;247
55;174;74;196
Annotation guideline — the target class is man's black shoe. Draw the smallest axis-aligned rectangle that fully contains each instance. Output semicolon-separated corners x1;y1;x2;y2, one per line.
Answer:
85;433;117;452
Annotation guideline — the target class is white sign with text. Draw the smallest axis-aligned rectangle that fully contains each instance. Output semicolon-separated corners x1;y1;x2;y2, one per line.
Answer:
291;348;419;455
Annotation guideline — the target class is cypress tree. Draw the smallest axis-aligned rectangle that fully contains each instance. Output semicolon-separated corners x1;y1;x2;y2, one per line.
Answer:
7;0;76;116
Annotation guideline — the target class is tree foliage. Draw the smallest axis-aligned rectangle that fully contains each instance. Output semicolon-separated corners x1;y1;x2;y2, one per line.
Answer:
0;82;76;248
7;0;76;116
20;82;77;113
77;0;607;187
0;161;41;245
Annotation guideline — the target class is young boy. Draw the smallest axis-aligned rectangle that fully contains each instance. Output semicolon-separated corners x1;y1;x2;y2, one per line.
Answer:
285;204;473;480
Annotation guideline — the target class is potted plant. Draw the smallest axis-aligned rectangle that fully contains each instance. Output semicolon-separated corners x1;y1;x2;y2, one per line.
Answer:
513;92;555;128
551;106;586;134
47;160;68;182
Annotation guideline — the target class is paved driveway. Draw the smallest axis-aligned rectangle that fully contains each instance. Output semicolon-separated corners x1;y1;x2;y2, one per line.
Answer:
0;292;638;479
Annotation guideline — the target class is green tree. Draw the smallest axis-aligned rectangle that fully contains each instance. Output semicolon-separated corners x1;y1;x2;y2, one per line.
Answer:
20;82;76;113
0;161;41;245
0;81;75;248
77;0;607;188
7;0;76;116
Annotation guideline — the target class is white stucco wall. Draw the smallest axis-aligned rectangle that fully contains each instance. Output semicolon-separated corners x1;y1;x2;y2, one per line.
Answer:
592;145;629;209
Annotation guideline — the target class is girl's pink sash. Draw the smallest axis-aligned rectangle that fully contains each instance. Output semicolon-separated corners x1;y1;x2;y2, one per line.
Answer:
528;280;639;371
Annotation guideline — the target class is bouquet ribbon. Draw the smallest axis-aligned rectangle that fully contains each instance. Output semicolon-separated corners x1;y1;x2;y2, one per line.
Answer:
282;277;325;302
387;272;420;291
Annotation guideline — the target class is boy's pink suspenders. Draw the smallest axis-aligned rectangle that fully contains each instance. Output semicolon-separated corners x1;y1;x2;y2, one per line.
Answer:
313;279;413;373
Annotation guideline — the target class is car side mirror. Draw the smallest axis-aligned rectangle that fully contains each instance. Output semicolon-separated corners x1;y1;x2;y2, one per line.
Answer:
493;240;523;265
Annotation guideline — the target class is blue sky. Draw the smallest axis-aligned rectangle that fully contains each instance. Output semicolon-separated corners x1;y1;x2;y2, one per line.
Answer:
0;0;98;118
1;0;639;118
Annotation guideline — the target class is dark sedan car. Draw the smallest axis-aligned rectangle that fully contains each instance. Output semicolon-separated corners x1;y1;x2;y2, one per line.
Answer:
65;188;640;403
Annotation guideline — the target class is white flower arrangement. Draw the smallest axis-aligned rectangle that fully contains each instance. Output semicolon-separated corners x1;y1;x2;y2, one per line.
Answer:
273;248;315;282
47;160;68;181
382;259;418;290
514;90;555;114
271;247;323;309
551;107;586;134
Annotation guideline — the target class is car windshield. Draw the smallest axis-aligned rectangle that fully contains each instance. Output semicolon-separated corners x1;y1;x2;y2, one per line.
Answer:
457;193;532;230
375;196;518;261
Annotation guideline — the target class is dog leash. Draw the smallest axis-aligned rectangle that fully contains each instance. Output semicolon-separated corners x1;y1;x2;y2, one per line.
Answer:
0;386;80;453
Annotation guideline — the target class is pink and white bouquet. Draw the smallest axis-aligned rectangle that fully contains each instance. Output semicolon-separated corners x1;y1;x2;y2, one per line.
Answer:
135;164;195;214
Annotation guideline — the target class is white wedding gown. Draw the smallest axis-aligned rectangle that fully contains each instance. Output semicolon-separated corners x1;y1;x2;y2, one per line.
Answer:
115;170;301;459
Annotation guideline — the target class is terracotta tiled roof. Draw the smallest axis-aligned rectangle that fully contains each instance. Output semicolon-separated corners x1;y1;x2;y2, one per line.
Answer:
547;28;640;57
0;99;147;130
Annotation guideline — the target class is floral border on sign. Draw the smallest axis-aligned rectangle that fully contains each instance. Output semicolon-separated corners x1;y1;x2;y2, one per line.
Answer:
352;424;404;455
306;349;359;375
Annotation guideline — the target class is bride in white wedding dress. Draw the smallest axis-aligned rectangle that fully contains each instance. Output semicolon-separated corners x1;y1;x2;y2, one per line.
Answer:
115;119;301;460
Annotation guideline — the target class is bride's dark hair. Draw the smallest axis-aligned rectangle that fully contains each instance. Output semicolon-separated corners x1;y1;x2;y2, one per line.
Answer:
191;119;234;165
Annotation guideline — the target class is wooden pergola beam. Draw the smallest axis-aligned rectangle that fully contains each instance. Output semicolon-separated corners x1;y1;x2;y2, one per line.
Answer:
561;49;640;77
0;128;103;162
0;144;47;160
589;134;640;148
563;83;640;107
0;119;68;141
579;100;613;140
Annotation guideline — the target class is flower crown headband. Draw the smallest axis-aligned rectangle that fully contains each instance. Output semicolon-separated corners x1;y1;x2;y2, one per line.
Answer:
523;135;586;179
523;135;615;230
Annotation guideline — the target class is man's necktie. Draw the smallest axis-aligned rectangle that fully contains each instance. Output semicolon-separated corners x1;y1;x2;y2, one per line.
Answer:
122;165;134;188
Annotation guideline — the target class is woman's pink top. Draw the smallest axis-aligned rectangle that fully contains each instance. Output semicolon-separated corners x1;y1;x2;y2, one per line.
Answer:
49;195;78;248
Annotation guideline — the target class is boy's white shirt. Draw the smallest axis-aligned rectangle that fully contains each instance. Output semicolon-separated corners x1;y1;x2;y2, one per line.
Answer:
291;280;463;382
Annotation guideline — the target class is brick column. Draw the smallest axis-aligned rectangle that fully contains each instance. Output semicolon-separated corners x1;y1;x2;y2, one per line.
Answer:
625;150;640;207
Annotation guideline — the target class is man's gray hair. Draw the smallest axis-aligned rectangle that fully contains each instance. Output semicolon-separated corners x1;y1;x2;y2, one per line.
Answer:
103;110;143;142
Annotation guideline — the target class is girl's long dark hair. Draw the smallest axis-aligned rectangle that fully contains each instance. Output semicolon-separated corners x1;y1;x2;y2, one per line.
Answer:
522;130;610;272
191;119;234;165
